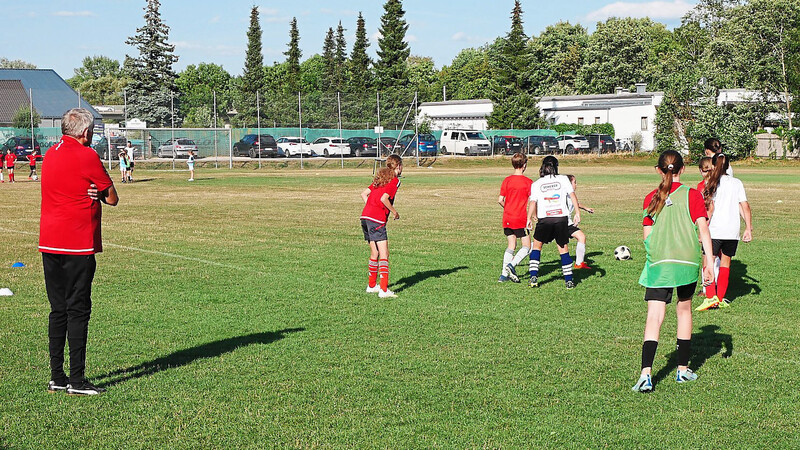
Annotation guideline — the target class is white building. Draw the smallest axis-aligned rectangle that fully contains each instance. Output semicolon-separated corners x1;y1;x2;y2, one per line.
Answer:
417;99;493;131
538;84;664;151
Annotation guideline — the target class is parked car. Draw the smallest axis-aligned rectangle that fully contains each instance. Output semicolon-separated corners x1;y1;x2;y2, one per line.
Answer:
525;135;559;155
310;137;350;157
492;135;524;155
397;133;438;156
439;130;491;156
157;138;199;158
232;134;279;158
276;136;312;157
378;137;403;155
346;137;379;157
556;135;590;154
586;134;617;153
1;136;41;159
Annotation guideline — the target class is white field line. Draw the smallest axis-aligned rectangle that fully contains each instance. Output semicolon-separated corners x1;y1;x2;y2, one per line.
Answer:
1;228;267;276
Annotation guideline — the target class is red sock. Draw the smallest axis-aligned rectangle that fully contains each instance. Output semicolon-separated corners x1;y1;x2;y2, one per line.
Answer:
717;267;730;300
368;259;378;288
379;259;389;291
705;280;717;299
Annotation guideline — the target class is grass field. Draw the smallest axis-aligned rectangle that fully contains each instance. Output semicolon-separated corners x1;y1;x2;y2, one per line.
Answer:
1;157;799;448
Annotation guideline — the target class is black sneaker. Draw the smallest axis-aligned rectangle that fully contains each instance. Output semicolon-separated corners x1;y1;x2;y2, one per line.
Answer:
47;379;69;393
66;380;107;396
565;280;575;289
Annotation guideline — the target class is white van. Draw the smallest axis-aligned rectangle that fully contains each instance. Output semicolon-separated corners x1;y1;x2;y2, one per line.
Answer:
439;130;491;156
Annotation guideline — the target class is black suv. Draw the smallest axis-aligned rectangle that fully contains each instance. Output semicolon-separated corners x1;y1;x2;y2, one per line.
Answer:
233;134;279;158
93;136;129;159
525;135;559;155
1;136;41;158
586;134;617;153
346;137;379;157
492;136;524;155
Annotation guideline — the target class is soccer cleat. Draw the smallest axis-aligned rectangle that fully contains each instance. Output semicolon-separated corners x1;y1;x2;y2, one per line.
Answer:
676;368;698;383
188;178;194;182
632;374;653;392
498;275;510;283
565;280;575;289
378;289;397;298
47;380;69;393
717;298;731;308
66;380;107;396
366;285;380;294
505;264;520;283
528;276;539;288
574;262;592;269
695;296;720;311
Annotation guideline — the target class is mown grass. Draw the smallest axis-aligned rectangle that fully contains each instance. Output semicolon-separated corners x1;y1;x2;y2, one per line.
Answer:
1;160;799;448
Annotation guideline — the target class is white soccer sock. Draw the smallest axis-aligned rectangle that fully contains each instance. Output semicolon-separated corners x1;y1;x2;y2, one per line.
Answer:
576;242;586;265
511;247;529;266
502;249;513;275
714;256;721;282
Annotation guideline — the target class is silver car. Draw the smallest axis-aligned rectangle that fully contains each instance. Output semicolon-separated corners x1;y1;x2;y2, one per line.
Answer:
157;138;198;158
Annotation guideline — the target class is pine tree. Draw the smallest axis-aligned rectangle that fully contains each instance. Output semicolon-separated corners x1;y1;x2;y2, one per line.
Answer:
348;12;372;93
322;27;336;91
334;21;348;91
125;0;179;127
237;5;264;126
284;17;302;94
375;0;410;91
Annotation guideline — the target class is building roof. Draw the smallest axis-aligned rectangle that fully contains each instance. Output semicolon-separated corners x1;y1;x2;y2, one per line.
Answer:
0;68;101;120
0;80;29;125
539;92;664;102
420;99;493;107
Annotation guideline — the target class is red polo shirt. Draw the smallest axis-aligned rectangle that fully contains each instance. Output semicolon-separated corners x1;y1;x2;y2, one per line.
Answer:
39;135;114;255
360;177;400;224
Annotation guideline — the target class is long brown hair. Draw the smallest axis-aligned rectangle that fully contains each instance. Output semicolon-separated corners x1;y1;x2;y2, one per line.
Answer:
646;150;684;217
373;167;394;187
385;154;402;172
702;153;729;208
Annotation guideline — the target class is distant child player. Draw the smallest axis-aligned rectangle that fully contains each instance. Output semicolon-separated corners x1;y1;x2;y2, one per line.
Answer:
632;150;714;393
565;174;594;269
28;149;42;180
695;152;753;310
118;149;128;183
696;156;712;192
187;150;195;181
704;138;732;176
497;152;533;282
125;141;135;182
360;154;403;298
527;155;581;289
4;149;17;183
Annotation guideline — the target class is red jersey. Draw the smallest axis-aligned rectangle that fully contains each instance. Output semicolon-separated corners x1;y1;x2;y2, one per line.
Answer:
4;153;16;167
642;183;707;226
39;135;114;255
500;174;533;229
360;177;400;224
28;153;41;166
696;180;705;193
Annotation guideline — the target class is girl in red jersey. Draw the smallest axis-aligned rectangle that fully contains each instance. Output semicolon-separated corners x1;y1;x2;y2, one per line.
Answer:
4;149;17;183
497;152;533;283
28;149;42;180
632;150;715;392
360;155;403;298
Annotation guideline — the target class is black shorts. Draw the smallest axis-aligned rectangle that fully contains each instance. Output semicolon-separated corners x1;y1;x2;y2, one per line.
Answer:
567;224;580;237
712;239;738;257
128;161;134;169
504;228;529;238
533;217;570;246
644;282;696;304
361;219;388;242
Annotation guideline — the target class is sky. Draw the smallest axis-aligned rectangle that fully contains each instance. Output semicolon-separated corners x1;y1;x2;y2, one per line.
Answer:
1;0;696;79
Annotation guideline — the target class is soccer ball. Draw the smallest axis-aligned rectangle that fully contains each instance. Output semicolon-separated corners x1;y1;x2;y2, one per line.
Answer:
614;246;632;260
32;174;38;181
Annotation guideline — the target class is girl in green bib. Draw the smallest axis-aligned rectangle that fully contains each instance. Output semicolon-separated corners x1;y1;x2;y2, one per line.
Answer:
632;150;715;393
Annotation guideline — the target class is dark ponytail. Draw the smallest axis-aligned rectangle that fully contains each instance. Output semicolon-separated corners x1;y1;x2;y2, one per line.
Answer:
647;150;684;217
702;153;729;209
539;155;559;177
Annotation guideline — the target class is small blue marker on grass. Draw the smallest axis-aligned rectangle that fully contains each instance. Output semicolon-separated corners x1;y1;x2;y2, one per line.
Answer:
11;262;25;268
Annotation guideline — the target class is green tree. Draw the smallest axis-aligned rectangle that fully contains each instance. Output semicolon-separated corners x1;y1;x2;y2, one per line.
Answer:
12;105;41;129
284;17;302;94
529;22;588;95
69;55;123;85
125;0;179;127
375;0;410;91
0;58;36;69
237;5;265;126
333;21;348;91
347;12;372;93
176;63;232;124
438;47;493;100
322;27;336;90
406;55;438;101
67;55;128;106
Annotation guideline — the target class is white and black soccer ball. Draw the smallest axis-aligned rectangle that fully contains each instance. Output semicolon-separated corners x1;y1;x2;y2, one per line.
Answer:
614;245;632;260
32;174;38;181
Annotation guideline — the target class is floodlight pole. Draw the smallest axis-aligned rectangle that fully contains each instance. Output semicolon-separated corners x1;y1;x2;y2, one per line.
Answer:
338;91;343;169
257;91;261;169
414;91;419;167
171;92;175;171
298;91;303;170
213;91;218;169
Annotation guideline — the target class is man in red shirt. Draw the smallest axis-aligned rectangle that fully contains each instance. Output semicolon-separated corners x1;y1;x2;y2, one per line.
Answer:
39;108;118;396
497;152;534;282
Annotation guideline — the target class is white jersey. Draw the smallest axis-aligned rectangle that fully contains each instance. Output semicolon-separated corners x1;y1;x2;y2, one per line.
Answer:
126;145;135;161
709;175;747;240
530;174;573;219
566;195;576;226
